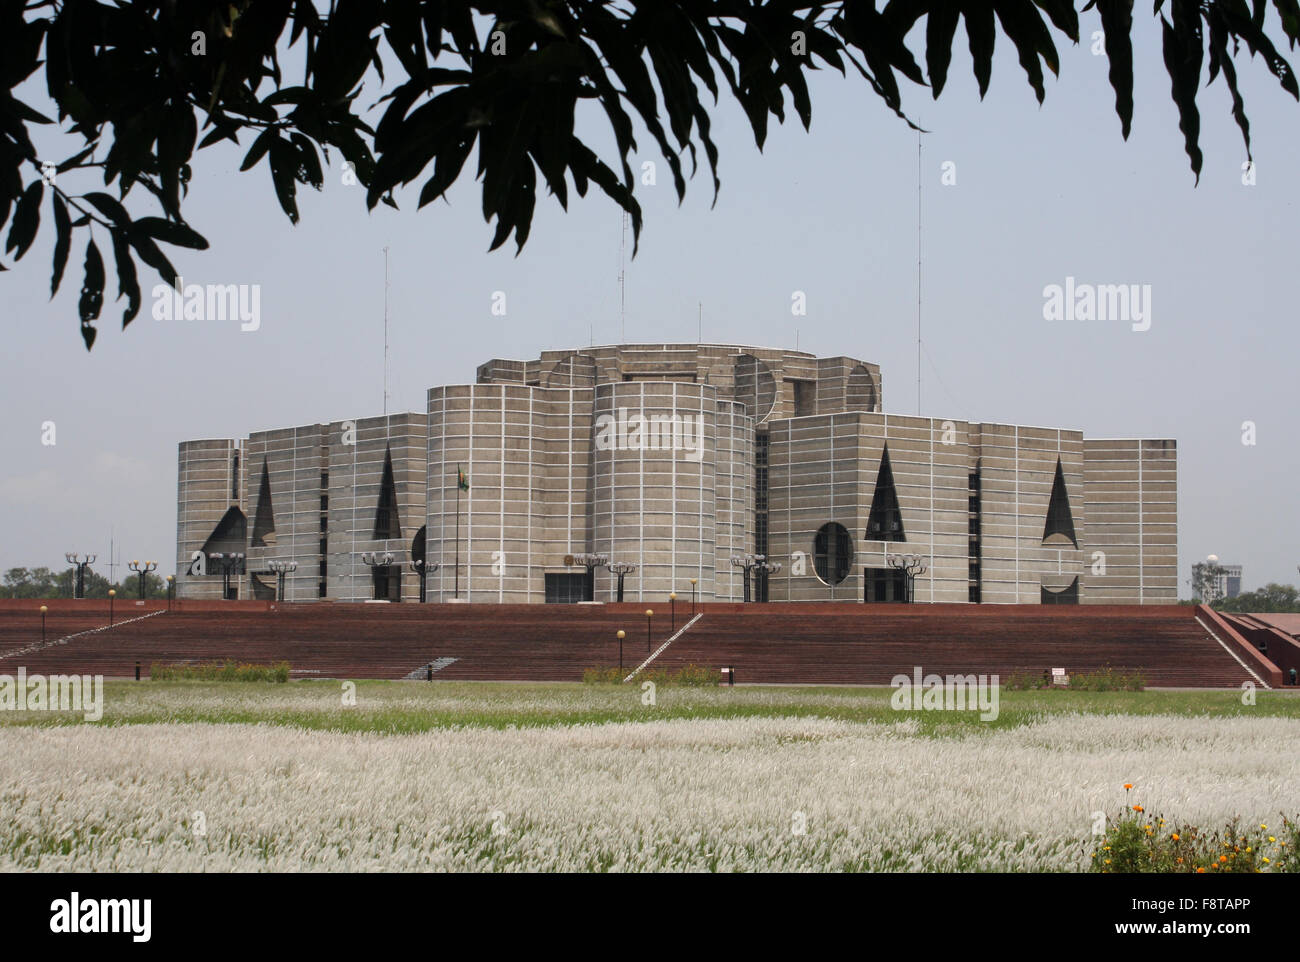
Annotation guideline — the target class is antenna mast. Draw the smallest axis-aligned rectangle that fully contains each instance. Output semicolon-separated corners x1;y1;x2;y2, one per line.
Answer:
619;212;627;342
383;246;390;416
916;128;922;417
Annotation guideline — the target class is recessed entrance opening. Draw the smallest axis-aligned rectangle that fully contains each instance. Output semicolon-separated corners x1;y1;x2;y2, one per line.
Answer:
545;572;590;604
863;567;908;603
371;565;401;602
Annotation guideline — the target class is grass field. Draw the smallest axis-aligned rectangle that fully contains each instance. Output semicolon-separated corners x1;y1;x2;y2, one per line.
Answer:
3;680;1300;732
2;681;1298;871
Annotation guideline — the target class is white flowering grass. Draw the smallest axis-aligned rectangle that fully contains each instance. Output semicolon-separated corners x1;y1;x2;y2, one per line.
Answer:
2;680;1297;733
2;712;1297;872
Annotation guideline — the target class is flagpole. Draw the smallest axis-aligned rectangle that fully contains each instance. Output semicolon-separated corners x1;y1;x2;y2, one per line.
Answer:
454;474;461;600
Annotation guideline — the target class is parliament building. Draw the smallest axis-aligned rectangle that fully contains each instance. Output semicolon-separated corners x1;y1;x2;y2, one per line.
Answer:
175;344;1177;604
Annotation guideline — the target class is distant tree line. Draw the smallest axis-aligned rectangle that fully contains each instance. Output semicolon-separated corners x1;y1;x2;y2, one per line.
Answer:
1180;561;1300;612
1211;584;1300;614
0;566;170;600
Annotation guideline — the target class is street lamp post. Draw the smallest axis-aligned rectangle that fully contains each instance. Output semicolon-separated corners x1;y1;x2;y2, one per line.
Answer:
360;552;396;600
64;553;96;600
731;554;782;602
39;605;47;642
731;554;755;603
670;592;676;632
886;553;928;604
166;574;175;611
410;559;438;603
645;609;654;651
617;629;625;674
754;557;782;602
107;589;116;626
571;553;609;602
689;578;697;616
128;560;157;600
267;560;298;602
607;562;637;602
208;553;245;600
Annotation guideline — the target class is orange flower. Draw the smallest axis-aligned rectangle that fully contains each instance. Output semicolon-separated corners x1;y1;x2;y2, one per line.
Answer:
1133;805;1144;813
1123;783;1133;790
1196;867;1206;873
1219;855;1228;863
1172;833;1180;841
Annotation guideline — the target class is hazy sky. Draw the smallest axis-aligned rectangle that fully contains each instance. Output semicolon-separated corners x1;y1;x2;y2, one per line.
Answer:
2;13;1297;592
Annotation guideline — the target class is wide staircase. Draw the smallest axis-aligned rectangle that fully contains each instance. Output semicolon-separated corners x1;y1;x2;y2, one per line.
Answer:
0;603;651;680
653;605;1262;687
0;600;144;657
0;601;1270;687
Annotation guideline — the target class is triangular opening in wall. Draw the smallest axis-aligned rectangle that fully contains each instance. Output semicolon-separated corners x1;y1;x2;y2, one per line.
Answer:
1042;457;1078;547
373;446;402;540
250;458;277;547
865;445;906;542
200;506;247;557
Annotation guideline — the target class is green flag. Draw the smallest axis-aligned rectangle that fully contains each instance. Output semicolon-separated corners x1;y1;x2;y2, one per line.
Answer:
457;466;469;492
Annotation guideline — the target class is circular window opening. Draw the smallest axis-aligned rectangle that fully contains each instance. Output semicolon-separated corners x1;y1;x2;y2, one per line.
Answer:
544;353;597;388
813;522;854;586
847;365;877;412
733;354;776;422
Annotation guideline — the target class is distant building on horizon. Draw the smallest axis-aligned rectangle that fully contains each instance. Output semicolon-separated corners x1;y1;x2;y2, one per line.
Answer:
175;343;1178;605
1192;560;1243;602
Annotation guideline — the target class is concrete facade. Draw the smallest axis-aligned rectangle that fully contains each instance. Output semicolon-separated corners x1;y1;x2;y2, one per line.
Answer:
176;344;1176;604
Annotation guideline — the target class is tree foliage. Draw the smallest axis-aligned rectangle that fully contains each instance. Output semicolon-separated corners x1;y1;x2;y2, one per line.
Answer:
1189;559;1228;601
1214;582;1300;612
3;0;1299;348
0;565;169;599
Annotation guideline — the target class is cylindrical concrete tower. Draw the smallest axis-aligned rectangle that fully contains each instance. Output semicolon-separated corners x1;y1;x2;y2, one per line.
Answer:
590;381;726;601
713;399;755;601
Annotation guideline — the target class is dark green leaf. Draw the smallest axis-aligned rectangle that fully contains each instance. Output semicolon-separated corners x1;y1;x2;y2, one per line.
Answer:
927;1;962;97
963;1;998;97
131;217;209;250
9;98;53;125
110;228;141;327
240;129;277;172
1161;7;1205;180
56;144;96;173
269;139;300;223
78;237;104;324
5;179;42;260
417;135;475;208
1275;0;1300;48
83;191;129;226
50;191;71;297
126;227;178;290
1094;0;1136;137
